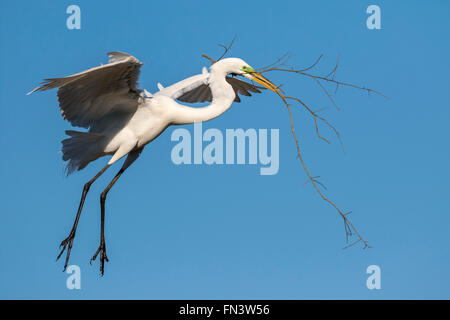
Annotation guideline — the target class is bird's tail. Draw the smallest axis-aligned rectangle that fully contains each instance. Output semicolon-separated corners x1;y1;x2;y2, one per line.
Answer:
62;130;104;175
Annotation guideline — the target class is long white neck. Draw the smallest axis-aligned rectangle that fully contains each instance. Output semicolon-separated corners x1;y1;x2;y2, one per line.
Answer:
169;66;235;124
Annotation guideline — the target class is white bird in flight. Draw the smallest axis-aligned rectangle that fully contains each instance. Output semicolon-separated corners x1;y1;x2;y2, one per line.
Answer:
28;52;279;275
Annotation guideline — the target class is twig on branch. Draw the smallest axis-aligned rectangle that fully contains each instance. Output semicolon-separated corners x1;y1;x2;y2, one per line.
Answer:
201;54;216;64
305;176;327;190
256;53;292;73
314;111;346;154
202;36;238;64
314;78;341;111
300;54;324;72
201;36;237;65
325;53;340;80
285;96;330;144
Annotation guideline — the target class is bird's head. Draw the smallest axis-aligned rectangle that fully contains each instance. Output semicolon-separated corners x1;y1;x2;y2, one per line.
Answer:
214;58;280;93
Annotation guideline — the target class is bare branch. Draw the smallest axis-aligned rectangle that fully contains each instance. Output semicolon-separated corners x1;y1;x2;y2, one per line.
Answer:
314;112;346;154
216;35;237;61
300;54;324;72
199;49;379;248
305;176;327;190
274;90;370;249
314;78;341;111
325;53;340;80
261;66;388;99
201;36;237;65
256;53;292;73
285;96;329;144
201;54;216;64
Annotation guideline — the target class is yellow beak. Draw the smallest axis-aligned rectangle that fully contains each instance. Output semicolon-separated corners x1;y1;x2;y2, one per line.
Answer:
248;72;280;93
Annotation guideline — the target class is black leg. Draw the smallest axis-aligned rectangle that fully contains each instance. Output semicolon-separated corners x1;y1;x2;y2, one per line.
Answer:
90;148;142;275
57;164;110;271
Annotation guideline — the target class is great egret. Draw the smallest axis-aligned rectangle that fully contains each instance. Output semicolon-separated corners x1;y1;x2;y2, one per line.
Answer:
28;52;279;275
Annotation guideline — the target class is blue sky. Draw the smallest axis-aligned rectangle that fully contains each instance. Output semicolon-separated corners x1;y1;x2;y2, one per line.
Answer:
1;0;449;299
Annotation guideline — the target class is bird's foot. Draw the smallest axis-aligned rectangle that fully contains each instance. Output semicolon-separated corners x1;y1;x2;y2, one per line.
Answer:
56;231;76;272
90;240;109;276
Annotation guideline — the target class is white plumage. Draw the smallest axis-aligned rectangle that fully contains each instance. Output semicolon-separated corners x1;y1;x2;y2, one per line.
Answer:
28;52;278;275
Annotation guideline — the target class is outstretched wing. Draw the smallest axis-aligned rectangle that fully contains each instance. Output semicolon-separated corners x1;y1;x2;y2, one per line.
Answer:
155;68;265;104
28;52;144;129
